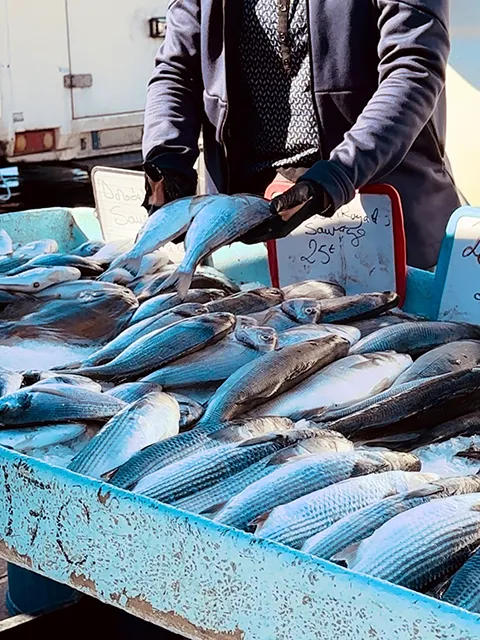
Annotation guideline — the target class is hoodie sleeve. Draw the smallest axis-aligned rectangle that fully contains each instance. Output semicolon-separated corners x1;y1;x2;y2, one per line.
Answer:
142;0;203;187
300;0;450;209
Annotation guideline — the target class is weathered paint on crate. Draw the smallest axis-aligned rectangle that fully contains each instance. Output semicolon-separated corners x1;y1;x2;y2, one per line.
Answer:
0;449;479;640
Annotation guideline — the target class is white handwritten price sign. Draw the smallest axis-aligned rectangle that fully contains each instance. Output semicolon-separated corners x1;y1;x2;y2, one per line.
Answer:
266;184;407;304
91;166;148;242
432;206;480;322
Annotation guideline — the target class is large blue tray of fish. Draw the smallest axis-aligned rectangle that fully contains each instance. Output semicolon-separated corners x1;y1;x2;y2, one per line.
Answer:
0;198;478;639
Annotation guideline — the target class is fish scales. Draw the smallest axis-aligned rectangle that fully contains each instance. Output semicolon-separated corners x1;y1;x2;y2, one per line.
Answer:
442;547;480;612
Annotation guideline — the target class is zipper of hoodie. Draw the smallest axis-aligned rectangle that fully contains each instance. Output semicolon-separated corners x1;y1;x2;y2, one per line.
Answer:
305;0;323;162
220;0;231;193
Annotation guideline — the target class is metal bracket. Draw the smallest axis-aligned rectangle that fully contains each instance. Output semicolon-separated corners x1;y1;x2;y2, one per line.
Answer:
63;74;93;89
149;17;167;38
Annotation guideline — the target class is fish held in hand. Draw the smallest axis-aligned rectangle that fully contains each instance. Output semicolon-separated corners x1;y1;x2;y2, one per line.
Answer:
199;335;350;425
137;265;240;301
159;195;273;298
68;391;180;479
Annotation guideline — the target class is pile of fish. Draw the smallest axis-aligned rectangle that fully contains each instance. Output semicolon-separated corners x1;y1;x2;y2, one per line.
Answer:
1;194;480;614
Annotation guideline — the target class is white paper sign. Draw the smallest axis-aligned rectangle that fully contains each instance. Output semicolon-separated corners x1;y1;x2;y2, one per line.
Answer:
436;210;480;322
92;166;148;242
272;192;399;294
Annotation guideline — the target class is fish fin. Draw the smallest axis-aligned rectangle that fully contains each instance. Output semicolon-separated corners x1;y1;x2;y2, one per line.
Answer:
250;510;272;532
208;426;243;444
237;432;285;447
403;483;445;499
28;386;80;399
266;448;299;466
100;467;119;482
198;502;227;517
156;267;194;300
331;543;360;567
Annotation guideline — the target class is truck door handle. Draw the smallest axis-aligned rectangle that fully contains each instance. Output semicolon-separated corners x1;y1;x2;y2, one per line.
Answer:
64;74;93;89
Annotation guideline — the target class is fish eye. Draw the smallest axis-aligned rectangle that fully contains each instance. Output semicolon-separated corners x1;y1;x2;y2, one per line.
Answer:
304;307;316;315
261;333;273;342
33;282;40;288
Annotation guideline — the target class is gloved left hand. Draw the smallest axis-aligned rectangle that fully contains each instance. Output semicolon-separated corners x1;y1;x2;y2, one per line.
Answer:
241;179;333;245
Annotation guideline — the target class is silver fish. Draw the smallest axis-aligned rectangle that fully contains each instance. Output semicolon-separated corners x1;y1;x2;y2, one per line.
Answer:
81;303;208;367
205;288;284;315
0;385;126;426
277;325;361;348
214;450;417;533
71;240;106;257
351;493;480;592
135;249;171;278
73;312;236;381
13;239;58;260
137;265;240;301
349;315;409;338
130;289;225;325
199;335;351;425
256;469;432;549
0;423;86;452
91;239;134;265
159;196;272;298
174;430;352;516
108;416;295;489
281;292;399;325
0;267;81;292
0;367;23;397
302;475;480;560
134;430;317;503
5;254;103;278
393;340;480;386
169;392;205;428
350;322;480;356
282;280;345;300
442;546;480;613
68;391;180;479
31;373;102;392
97;268;134;286
249;352;412;420
0;230;13;256
141;325;278;388
114;195;222;272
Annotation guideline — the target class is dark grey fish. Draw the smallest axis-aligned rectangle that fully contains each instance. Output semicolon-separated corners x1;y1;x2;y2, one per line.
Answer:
81;303;207;367
137;265;240;301
350;494;480;593
5;254;104;278
198;335;351;425
393;340;480;385
262;307;302;331
72;313;236;381
442;546;480;613
32;374;102;392
349;316;408;338
167;384;220;406
281;292;399;325
130;289;225;325
323;368;480;441
106;382;163;403
0;385;126;426
158;196;273;298
141;325;278;388
282;280;345;300
205;288;284;315
71;240;106;257
302;475;480;561
134;429;316;503
169;392;205;429
455;443;480;461
350;322;480;356
108;416;295;489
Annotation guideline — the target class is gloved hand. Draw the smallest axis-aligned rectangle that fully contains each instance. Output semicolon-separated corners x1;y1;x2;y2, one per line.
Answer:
241;179;333;245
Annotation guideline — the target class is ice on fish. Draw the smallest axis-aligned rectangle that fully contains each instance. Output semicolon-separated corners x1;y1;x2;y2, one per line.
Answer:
415;436;480;477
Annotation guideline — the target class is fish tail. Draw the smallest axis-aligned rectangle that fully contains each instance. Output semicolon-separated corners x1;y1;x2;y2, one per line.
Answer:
157;267;193;300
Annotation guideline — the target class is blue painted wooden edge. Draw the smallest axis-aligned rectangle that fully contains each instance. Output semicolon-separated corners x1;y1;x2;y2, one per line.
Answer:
0;446;479;639
431;206;480;320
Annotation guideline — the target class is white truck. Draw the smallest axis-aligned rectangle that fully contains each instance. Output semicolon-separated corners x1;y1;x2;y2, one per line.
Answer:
0;0;167;167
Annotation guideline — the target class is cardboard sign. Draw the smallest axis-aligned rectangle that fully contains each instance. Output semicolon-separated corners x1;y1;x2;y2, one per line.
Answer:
432;206;480;322
266;184;406;304
91;166;148;242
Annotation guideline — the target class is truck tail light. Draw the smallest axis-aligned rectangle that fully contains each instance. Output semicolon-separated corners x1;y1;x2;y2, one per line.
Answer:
14;129;57;155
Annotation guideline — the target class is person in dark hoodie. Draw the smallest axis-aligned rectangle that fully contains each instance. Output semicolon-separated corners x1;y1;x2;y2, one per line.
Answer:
142;0;459;269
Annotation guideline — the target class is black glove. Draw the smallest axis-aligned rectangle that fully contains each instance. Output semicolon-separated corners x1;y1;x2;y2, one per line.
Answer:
241;179;333;245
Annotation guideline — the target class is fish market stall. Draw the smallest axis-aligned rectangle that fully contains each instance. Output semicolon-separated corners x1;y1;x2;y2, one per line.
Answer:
0;204;479;639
